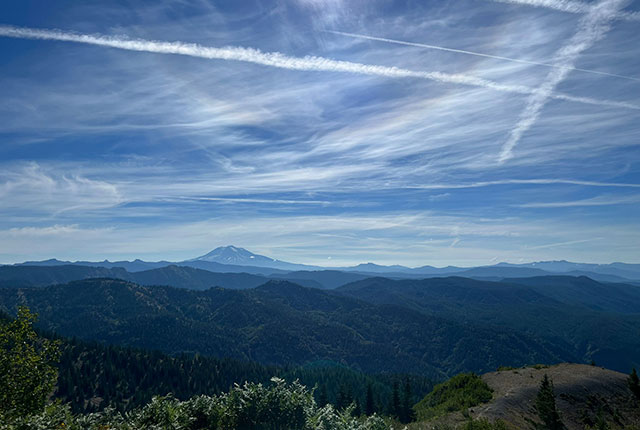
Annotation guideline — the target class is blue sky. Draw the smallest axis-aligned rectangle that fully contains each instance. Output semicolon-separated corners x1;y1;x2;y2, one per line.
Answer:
0;0;639;266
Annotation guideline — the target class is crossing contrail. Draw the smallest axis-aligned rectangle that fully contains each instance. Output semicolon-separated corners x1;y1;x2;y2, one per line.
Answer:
489;0;640;21
498;0;630;163
327;30;640;82
0;25;637;111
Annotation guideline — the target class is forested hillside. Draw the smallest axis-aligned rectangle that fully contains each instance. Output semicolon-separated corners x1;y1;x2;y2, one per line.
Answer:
336;276;640;372
3;287;640;429
53;337;432;415
0;278;571;378
0;264;323;290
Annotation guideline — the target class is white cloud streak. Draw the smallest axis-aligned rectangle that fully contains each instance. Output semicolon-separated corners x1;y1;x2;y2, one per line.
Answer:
0;25;637;111
327;30;640;82
409;178;640;189
525;237;603;249
498;0;629;163
489;0;640;21
0;162;123;214
517;194;640;207
165;196;332;205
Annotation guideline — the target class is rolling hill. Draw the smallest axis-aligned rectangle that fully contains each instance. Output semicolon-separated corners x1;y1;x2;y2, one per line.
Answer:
335;276;640;372
409;364;640;430
0;278;572;378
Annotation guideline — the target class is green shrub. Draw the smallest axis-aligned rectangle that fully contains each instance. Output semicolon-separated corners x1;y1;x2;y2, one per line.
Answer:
1;378;392;430
413;373;493;421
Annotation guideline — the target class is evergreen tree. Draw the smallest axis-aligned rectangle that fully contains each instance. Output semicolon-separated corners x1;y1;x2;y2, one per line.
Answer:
388;380;401;418
317;384;329;407
628;368;640;400
401;377;415;423
365;383;376;416
353;398;362;417
336;383;353;410
535;374;566;430
0;307;61;420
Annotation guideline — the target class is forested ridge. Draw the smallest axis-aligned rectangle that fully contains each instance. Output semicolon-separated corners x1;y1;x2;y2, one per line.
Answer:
54;337;432;415
0;306;433;416
0;278;575;378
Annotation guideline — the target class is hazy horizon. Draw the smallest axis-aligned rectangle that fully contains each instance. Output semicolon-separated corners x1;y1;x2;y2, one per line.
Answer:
2;244;639;268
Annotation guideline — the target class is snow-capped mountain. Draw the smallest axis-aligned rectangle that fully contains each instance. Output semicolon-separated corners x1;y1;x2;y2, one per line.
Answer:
189;246;320;271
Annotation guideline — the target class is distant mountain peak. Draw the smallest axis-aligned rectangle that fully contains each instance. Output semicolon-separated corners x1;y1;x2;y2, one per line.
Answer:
195;246;272;263
188;246;314;271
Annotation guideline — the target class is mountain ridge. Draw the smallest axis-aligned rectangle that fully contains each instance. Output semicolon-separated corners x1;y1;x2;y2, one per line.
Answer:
6;245;640;283
0;277;575;378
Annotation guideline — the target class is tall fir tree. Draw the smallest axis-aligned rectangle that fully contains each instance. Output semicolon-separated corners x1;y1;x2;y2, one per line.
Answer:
535;374;566;430
400;378;415;423
628;368;640;400
336;383;353;411
365;383;376;416
0;307;61;420
317;384;329;407
388;380;401;418
353;399;362;417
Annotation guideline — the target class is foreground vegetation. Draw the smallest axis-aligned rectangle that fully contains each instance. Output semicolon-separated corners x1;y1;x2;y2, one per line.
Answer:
3;378;392;430
413;373;493;421
1;307;391;429
3;306;640;429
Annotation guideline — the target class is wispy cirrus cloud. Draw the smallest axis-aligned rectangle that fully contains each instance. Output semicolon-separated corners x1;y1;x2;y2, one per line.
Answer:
165;196;332;205
489;0;640;21
517;193;640;207
498;0;629;163
0;1;638;265
0;162;123;214
524;237;603;249
0;25;637;111
409;178;640;190
326;30;640;82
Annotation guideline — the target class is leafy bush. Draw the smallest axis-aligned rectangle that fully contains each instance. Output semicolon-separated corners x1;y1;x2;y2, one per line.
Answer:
1;378;392;430
413;373;493;421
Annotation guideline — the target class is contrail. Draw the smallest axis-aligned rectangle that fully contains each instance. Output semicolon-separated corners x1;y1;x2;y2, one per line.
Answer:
489;0;640;21
409;178;640;189
498;0;629;163
0;25;637;111
327;30;640;82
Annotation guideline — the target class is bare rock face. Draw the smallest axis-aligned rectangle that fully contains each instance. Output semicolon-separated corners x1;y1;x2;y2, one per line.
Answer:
473;363;640;429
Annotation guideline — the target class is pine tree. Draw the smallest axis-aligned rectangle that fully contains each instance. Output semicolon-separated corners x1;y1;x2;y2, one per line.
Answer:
401;378;415;423
353;398;362;417
628;368;640;400
317;384;329;407
0;307;61;420
365;383;376;416
336;383;352;410
535;374;566;430
388;380;401;418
